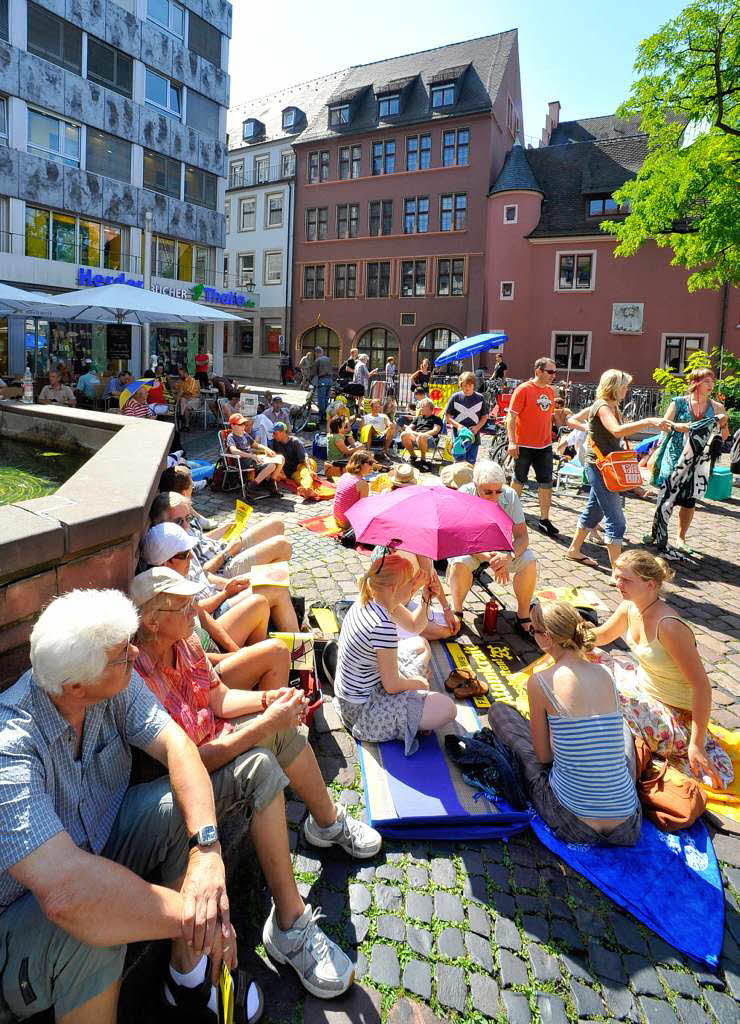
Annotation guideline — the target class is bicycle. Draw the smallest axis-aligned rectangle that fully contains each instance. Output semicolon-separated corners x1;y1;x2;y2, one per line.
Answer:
290;382;317;433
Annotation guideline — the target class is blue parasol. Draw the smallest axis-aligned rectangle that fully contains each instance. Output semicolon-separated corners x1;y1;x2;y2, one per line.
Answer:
434;332;508;368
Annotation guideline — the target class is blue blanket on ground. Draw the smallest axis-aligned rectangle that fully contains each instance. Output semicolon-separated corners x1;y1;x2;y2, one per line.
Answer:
530;813;724;968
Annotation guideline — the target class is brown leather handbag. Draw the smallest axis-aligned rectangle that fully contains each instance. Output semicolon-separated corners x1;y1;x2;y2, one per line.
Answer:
634;738;707;831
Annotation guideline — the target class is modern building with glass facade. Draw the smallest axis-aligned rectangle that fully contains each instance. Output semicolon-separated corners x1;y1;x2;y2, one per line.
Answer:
0;0;233;382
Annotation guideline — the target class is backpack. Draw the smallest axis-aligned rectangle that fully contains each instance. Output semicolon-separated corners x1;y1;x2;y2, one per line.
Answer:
209;456;228;491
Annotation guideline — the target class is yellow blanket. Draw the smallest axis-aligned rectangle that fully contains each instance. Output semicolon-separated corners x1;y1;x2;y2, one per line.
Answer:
704;723;740;822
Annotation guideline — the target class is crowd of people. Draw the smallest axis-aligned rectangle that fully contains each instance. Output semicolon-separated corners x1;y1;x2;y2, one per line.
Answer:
1;349;734;1023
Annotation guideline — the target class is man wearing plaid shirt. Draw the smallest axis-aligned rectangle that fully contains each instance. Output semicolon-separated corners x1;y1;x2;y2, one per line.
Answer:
0;587;238;1023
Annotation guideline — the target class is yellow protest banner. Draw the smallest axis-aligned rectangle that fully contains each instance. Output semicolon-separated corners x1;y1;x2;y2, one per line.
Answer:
220;500;252;545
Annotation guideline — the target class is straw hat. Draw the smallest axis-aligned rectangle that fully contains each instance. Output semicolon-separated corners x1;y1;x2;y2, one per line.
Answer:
389;463;418;488
440;462;473;489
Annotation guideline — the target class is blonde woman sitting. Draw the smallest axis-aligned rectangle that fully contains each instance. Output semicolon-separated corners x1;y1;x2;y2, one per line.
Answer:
595;549;733;789
489;600;641;846
334;551;457;755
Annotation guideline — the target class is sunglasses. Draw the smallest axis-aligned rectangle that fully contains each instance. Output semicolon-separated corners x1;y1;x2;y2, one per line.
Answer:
543;369;556;375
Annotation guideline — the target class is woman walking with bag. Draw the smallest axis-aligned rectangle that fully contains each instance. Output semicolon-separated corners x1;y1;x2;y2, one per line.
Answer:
566;370;677;573
644;368;728;556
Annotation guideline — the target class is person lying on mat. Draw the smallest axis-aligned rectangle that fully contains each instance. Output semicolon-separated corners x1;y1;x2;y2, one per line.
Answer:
593;549;733;789
334;550;457;756
270;422;326;501
489;600;642;846
327;415;364;468
446;460;537;638
333;450;376;529
154;473;290;575
226;413;284;497
130;568;381;1002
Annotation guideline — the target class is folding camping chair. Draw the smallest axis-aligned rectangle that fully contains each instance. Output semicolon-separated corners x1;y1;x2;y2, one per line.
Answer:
217;429;255;495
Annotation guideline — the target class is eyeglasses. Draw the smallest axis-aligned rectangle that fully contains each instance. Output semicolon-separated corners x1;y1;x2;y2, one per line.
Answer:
108;638;132;668
158;597;197;615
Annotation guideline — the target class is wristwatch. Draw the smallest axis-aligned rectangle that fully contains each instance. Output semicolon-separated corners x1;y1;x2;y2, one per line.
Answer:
188;824;220;851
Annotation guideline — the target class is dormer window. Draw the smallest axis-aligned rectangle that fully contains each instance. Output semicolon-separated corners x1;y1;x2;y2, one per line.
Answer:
588;195;630;217
378;94;400;118
242;119;265;142
329;104;350;128
431;83;455;109
282;109;295;130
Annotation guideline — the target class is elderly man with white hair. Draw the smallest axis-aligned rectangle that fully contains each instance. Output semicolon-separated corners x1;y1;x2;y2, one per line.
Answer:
0;587;264;1023
400;397;444;469
446;460;537;638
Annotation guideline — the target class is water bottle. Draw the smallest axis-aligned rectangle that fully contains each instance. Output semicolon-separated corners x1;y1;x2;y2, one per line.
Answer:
22;367;33;404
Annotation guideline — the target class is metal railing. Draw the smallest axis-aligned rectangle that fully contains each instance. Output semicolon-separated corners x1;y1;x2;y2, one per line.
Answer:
228;161;295;190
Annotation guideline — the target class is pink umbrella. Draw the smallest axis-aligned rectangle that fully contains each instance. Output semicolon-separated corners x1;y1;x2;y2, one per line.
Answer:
346;485;513;559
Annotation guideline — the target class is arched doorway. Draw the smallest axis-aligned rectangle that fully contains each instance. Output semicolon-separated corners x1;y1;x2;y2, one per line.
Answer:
416;327;462;374
357;326;400;372
298;325;340;366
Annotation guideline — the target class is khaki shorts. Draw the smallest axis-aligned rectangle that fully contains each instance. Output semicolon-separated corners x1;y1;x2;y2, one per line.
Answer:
0;732;301;1020
447;547;535;575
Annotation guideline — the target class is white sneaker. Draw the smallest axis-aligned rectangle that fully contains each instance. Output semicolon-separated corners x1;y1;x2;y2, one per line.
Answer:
192;479;207;492
303;804;382;859
262;903;353;999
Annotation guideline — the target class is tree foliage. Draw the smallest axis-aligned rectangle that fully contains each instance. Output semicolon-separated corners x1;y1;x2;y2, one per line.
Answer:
605;0;740;291
653;347;740;430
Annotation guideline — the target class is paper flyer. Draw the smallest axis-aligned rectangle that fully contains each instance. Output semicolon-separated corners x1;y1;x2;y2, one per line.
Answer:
220;500;253;544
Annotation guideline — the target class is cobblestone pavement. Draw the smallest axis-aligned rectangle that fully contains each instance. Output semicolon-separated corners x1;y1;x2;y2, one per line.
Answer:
182;428;740;1024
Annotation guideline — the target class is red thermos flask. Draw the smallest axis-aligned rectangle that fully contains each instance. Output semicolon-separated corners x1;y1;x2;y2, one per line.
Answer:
483;600;498;633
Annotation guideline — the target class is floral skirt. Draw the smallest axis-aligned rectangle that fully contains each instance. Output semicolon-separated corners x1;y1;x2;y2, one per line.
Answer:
612;658;734;788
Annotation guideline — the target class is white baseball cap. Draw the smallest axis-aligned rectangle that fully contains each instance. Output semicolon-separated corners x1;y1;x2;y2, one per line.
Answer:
141;522;197;567
129;566;201;608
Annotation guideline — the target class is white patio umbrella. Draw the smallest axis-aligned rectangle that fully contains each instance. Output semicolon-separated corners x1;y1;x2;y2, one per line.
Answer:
46;282;243;325
0;282;76;318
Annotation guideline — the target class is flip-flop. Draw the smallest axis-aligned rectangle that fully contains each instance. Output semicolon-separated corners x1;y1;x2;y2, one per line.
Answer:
566;552;598;567
454;677;489;699
444;667;476;692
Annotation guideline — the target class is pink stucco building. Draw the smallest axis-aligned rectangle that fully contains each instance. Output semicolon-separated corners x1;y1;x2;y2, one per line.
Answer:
484;103;739;385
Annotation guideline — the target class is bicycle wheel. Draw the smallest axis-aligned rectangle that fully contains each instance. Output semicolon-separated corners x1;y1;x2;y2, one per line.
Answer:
291;403;311;433
490;438;515;481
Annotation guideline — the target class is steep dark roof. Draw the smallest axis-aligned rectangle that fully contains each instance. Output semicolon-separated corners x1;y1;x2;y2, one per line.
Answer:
549;113;643;145
227;70;348;151
490;143;542;194
299;30;517;144
524;135;648;237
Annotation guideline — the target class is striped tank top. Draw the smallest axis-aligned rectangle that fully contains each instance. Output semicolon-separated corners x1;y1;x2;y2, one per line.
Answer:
539;673;638;821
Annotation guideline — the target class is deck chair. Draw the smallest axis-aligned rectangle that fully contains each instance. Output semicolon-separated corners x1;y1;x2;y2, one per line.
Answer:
218;429;255;495
555;455;587;492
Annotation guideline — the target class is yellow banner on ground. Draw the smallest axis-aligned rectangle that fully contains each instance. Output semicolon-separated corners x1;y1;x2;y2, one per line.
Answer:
704;723;740;824
444;640;528;712
313;607;339;634
220;500;252;544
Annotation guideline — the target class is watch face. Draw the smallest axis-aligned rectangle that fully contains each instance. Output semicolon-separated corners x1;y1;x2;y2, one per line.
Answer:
199;825;218;846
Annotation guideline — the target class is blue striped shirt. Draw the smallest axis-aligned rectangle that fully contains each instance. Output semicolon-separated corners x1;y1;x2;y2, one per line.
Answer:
335;600;398;703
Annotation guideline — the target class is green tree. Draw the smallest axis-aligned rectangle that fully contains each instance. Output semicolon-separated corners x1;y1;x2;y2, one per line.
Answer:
605;0;740;291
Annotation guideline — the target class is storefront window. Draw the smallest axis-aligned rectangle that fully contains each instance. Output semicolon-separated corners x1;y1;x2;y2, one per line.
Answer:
25;206;50;258
152;327;192;372
52;212;76;262
262;321;282;356
103;225;123;270
194;246;210;284
177;241;193;281
79;219;101;266
153;236;176;278
237;321;253;354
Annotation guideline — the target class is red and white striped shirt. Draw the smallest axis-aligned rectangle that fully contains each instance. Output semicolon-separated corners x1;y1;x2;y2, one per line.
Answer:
122;398;156;418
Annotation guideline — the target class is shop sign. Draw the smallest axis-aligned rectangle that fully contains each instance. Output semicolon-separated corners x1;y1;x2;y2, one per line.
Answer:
77;267;255;308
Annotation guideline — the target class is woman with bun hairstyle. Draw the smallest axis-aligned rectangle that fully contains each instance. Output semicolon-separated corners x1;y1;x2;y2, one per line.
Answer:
334;551;456;756
489;600;641;845
594;549;733;788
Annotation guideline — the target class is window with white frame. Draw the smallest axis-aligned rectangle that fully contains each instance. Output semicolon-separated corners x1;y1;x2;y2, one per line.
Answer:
265;192;284;228
254;155;269;184
503;204;518;224
378;94;400;118
147;0;184;39
145;69;181;119
28;109;80;167
0;97;7;144
329;104;350;128
556;251;595;291
224;199;230;234
662;334;707;372
500;281;514;300
337;203;359;239
280;151;295;177
552;332;591;372
229;161;244;188
282;108;296;130
305;207;328;241
431;83;454;108
263;251;282;286
239;197;256;232
237;253;254;287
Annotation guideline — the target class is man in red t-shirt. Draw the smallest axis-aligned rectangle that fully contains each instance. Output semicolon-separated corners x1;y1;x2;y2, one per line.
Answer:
506;356;559;536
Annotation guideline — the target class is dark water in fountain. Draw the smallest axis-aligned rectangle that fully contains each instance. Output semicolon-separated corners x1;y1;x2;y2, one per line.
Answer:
0;438;90;506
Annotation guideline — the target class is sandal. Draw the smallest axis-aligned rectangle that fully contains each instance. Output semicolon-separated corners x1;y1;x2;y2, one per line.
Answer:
444;667;475;692
514;615;535;640
566;552;598;567
455;677;489;699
